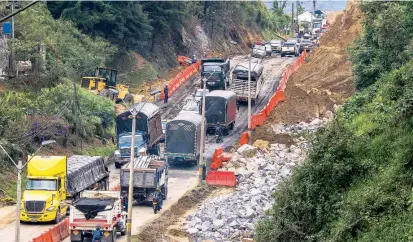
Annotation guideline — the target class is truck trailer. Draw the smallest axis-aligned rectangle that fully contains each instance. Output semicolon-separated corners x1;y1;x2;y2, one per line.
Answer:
20;155;109;223
120;156;168;204
230;60;264;104
69;191;126;242
165;112;203;166
114;102;163;168
203;90;237;135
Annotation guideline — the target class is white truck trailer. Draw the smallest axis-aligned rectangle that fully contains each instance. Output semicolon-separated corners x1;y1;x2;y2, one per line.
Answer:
69;191;126;242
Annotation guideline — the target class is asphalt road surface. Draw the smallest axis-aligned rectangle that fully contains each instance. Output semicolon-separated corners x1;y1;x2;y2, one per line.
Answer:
0;54;295;242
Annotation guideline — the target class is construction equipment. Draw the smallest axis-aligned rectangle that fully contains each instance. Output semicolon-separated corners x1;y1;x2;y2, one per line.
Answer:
81;67;135;104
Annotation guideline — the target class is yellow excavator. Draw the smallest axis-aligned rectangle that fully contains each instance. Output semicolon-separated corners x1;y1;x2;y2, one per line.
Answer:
81;67;135;104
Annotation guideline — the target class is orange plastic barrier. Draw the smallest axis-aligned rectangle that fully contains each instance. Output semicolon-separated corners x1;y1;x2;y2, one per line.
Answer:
178;55;191;66
161;60;201;100
239;131;249;146
210;147;224;170
206;171;237;187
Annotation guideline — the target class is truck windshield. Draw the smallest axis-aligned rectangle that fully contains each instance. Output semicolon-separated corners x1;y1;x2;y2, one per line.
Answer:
119;135;143;144
203;65;221;72
26;179;57;191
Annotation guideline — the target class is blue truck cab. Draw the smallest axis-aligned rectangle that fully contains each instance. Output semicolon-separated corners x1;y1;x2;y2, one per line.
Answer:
114;102;163;169
114;132;147;168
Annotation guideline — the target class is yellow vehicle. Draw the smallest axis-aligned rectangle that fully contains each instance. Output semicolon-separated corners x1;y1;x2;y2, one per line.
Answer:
20;155;109;223
81;67;136;104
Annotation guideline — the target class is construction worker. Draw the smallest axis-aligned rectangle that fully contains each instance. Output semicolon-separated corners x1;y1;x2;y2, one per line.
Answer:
215;122;223;143
92;224;103;242
164;85;169;103
153;187;164;210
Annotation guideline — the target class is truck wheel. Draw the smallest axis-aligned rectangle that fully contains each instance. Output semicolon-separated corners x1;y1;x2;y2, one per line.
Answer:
115;161;121;169
120;224;126;236
281;53;285;57
53;209;61;224
223;128;229;136
124;94;134;105
229;122;234;130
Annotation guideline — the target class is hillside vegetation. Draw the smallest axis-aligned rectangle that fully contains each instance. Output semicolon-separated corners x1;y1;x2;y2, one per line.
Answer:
0;2;289;202
256;2;413;241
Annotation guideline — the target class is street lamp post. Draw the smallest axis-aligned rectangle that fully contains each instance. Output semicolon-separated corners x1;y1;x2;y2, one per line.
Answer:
198;78;208;182
247;54;252;145
0;139;56;242
126;106;137;242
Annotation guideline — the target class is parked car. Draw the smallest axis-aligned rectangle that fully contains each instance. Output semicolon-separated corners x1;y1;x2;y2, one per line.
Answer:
270;40;283;53
264;43;272;56
298;39;313;53
252;46;266;58
194;88;210;102
281;41;299;57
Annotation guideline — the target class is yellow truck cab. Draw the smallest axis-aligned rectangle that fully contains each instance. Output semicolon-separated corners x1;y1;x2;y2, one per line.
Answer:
20;155;109;224
21;156;67;223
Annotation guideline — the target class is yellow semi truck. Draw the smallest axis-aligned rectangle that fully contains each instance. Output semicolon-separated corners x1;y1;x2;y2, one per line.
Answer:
20;155;109;223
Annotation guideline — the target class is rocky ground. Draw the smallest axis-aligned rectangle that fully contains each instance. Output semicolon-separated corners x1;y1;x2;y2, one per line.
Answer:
184;117;331;242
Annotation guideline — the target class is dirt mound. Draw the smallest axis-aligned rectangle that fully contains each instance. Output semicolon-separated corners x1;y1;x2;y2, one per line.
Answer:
253;2;362;142
134;184;216;242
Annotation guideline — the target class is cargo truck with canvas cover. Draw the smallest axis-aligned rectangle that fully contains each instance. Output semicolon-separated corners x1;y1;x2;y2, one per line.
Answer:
230;59;264;104
69;191;126;242
165;113;203;166
201;58;231;91
120;156;168;204
20;156;109;223
203;90;237;135
114;102;163;168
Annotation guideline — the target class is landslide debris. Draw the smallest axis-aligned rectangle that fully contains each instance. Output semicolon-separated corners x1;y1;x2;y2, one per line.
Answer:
253;2;362;143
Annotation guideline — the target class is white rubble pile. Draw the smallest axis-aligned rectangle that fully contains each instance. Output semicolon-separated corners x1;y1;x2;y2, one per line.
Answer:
271;116;331;135
185;119;328;241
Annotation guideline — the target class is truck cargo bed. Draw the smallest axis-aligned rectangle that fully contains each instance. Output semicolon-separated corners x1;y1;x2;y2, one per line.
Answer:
120;156;166;188
67;156;109;197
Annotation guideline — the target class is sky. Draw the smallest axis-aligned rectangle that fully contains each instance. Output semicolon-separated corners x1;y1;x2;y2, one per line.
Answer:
263;0;347;12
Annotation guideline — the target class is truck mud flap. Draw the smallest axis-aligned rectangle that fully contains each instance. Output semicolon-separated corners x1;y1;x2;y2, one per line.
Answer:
206;171;236;187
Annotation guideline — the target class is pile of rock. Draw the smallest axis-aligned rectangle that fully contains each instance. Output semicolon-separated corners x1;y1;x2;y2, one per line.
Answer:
184;119;327;242
271;116;330;135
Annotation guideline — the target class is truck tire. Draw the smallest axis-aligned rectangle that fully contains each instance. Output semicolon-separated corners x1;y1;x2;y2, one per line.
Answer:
115;161;121;169
124;94;134;105
53;209;61;224
281;53;285;57
229;122;234;130
120;225;126;236
223;128;229;136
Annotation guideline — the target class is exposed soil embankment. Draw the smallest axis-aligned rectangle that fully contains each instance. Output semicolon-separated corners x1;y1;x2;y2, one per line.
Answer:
253;2;362;143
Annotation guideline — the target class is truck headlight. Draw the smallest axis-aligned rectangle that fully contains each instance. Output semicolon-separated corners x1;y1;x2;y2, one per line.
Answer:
46;206;56;211
114;150;120;156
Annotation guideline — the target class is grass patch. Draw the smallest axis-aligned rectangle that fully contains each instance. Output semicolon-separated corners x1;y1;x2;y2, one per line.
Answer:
80;143;116;157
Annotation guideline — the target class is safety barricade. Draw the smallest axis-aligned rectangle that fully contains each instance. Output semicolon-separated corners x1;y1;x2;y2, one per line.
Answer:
206;171;237;187
161;60;201;100
59;218;70;240
239;131;249;146
210;147;224;170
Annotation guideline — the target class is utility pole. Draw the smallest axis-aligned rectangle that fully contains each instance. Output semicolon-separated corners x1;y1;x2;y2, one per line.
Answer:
247;54;252;145
198;79;207;182
126;107;137;242
15;158;21;242
0;140;55;242
291;2;294;37
296;0;299;34
313;0;316;15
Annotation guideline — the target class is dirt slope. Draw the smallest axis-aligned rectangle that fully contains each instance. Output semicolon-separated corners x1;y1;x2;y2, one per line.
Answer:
254;2;362;142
